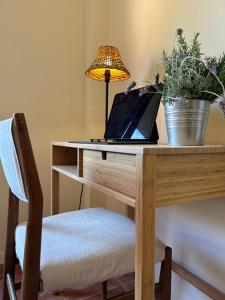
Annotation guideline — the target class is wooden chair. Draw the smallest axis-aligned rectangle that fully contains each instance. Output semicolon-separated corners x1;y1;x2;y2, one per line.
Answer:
0;113;172;300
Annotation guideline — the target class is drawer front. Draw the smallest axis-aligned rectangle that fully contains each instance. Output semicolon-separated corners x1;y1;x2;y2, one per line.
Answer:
83;150;137;198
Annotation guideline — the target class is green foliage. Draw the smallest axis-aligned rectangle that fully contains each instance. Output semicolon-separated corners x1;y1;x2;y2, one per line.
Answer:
162;31;225;104
207;53;225;99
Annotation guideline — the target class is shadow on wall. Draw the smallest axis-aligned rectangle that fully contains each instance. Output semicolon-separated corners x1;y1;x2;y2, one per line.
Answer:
171;198;225;293
205;104;225;144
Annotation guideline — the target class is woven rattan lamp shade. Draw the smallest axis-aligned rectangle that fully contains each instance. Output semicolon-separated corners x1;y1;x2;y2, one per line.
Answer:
85;46;130;81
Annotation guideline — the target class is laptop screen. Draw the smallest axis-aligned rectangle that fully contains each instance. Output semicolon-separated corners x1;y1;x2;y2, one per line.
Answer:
104;85;161;140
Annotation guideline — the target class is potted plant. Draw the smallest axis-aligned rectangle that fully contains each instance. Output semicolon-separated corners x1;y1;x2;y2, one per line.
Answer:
162;29;225;146
125;29;225;146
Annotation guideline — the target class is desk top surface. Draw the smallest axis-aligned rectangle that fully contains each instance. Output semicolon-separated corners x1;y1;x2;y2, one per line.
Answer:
52;141;225;155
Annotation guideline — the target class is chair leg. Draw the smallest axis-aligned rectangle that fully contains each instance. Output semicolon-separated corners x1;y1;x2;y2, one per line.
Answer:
159;246;172;300
101;281;108;300
2;191;19;300
100;247;172;300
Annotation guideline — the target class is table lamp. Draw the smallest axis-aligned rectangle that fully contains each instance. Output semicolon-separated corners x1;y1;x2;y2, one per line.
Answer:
85;46;130;130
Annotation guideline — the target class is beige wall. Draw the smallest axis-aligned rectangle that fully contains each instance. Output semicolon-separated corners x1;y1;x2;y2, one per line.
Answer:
0;0;87;260
1;1;225;299
106;0;225;299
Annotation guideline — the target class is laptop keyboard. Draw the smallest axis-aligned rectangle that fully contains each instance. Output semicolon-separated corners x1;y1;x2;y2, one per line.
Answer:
69;139;157;145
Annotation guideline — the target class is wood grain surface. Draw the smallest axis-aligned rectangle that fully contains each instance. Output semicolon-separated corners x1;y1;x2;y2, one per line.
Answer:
83;150;137;198
156;153;225;206
52;141;225;155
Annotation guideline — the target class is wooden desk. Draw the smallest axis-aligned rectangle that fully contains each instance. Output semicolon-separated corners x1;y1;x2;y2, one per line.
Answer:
51;142;225;300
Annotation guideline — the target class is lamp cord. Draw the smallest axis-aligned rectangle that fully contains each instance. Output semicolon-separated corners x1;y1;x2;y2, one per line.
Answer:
78;183;84;210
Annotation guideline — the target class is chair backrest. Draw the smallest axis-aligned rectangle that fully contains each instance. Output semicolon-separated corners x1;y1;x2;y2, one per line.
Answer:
0;113;43;203
0;117;28;202
0;113;43;300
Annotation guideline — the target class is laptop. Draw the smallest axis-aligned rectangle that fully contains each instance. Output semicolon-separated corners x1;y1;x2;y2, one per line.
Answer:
70;84;162;144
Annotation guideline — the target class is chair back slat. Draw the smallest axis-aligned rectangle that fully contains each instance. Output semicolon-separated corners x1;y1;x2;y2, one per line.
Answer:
12;114;43;203
0;117;27;202
1;113;43;300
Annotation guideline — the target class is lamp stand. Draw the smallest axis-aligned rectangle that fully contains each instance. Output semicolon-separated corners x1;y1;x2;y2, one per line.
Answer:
104;70;111;130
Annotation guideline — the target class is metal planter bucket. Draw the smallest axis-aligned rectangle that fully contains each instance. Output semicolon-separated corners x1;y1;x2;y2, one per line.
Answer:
164;99;211;146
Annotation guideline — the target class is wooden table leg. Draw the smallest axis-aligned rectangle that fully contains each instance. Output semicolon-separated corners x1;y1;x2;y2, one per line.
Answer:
135;154;156;300
51;169;59;215
126;205;135;220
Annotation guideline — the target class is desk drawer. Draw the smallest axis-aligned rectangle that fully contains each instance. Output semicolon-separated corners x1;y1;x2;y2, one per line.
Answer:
83;150;137;198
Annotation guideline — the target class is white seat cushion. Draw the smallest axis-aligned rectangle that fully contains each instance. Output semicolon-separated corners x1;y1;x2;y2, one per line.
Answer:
15;208;165;294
